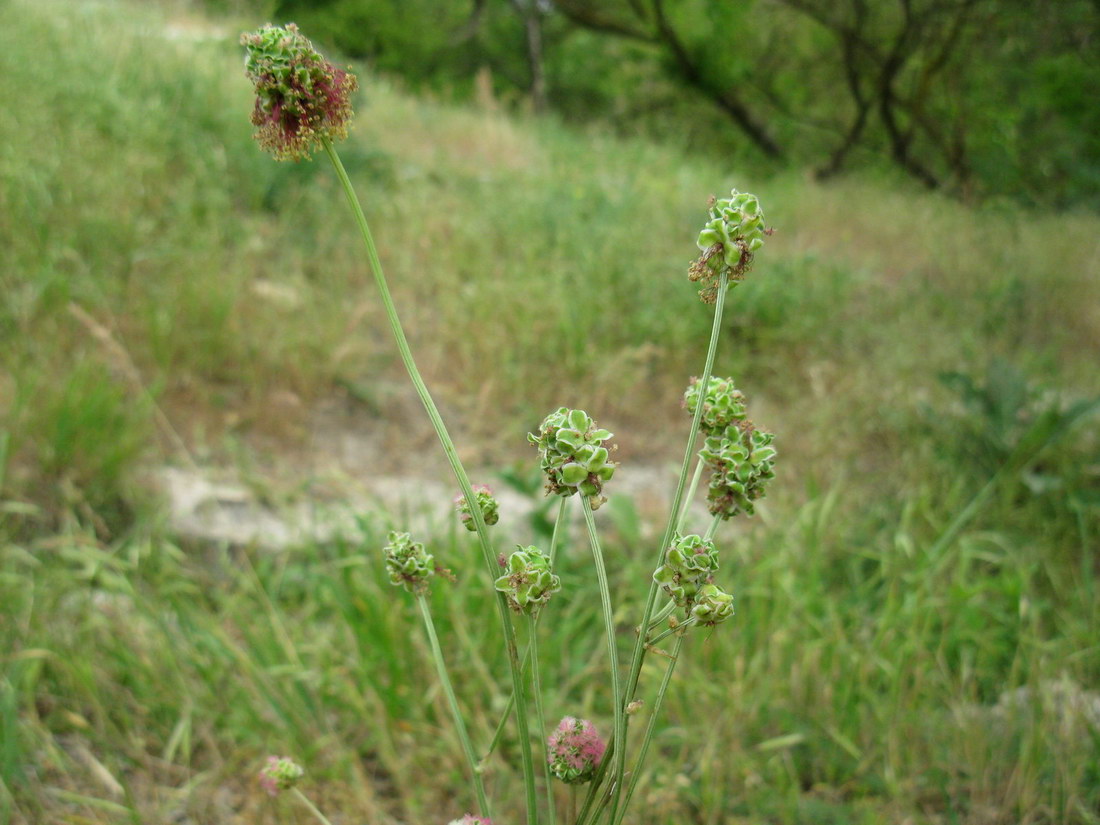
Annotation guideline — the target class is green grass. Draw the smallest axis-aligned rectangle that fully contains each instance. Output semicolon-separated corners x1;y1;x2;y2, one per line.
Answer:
1;0;1099;823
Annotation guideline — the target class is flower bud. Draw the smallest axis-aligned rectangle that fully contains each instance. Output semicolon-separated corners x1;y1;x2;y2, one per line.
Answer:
688;189;768;303
699;421;777;519
684;376;747;436
240;23;358;161
652;533;720;608
259;755;304;796
382;531;435;593
547;716;606;784
447;816;492;825
690;583;735;626
528;407;616;510
454;484;500;531
494;546;561;615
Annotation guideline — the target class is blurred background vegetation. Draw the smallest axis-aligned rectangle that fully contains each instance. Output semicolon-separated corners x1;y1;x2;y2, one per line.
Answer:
272;0;1100;207
1;0;1098;824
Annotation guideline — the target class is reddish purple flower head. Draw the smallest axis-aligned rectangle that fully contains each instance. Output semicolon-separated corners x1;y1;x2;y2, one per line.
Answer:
240;23;358;161
547;716;606;784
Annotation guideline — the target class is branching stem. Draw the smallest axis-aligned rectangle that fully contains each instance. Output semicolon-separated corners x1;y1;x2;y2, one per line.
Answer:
611;278;729;820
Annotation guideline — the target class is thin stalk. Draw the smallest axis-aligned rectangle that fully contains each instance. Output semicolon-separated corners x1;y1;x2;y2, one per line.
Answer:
324;139;536;823
417;595;491;817
574;733;614;825
548;497;570;566
614;633;687;825
611;279;730;816
483;498;569;766
291;788;335;825
646;599;676;631
482;664;518;766
647;617;696;647
580;499;624;825
704;513;722;542
530;615;556;825
675;457;706;534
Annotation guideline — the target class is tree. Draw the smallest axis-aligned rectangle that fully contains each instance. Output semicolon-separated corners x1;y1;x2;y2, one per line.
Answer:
551;0;785;158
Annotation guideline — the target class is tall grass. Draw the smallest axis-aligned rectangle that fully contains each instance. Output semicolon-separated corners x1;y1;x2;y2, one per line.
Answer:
1;0;1098;823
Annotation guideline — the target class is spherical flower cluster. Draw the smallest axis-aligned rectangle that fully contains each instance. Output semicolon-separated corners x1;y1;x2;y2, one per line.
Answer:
689;190;768;303
528;408;616;510
454;484;500;532
699;421;777;519
690;583;735;626
494;546;561;615
258;755;304;796
447;816;492;825
241;23;358;161
547;716;606;785
382;531;435;593
652;533;719;609
684;376;747;436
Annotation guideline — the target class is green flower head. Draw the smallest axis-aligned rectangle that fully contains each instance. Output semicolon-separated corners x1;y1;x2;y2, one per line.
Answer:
454;484;500;532
690;583;735;626
699;421;777;519
688;189;769;303
652;533;720;609
494;545;561;615
241;23;358;160
382;531;435;593
684;376;747;436
259;756;304;796
528;408;616;510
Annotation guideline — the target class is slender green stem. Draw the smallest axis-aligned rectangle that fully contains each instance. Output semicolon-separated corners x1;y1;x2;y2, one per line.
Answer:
580;499;624;825
291;788;335;825
530;615;557;825
418;595;492;817
647;617;696;647
611;279;729;816
646;599;676;631
704;513;722;542
675;457;706;534
613;632;687;825
548;497;570;567
483;497;569;767
574;733;614;825
482;665;518;765
324;139;536;824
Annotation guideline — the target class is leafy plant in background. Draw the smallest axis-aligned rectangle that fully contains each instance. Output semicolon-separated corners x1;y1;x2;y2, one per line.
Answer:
924;358;1100;564
240;23;778;825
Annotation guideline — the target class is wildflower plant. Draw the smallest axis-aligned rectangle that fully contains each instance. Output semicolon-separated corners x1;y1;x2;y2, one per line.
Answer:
547;717;606;785
259;756;303;796
240;24;779;825
653;533;720;610
382;530;435;592
528;407;616;509
456;484;500;531
495;546;561;615
684;376;747;435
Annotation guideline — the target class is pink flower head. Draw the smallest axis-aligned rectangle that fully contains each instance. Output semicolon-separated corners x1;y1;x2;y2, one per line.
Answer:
258;755;304;796
447;816;492;825
547;716;606;784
